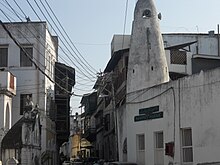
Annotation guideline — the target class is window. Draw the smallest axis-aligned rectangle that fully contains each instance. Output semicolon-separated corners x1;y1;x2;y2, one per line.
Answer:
0;46;8;67
104;114;110;131
154;132;164;165
5;103;10;130
136;134;145;165
20;94;32;115
20;46;33;67
170;50;187;65
181;128;193;163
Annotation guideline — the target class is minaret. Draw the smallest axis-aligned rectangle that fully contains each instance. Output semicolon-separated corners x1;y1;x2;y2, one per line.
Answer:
126;0;169;94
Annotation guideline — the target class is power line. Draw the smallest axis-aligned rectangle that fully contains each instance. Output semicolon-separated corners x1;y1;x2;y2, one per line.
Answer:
122;0;129;49
0;7;75;89
13;0;27;19
0;20;88;97
2;1;96;88
26;0;41;20
32;0;97;79
2;1;95;86
4;0;23;21
42;0;98;74
0;1;98;95
0;20;76;96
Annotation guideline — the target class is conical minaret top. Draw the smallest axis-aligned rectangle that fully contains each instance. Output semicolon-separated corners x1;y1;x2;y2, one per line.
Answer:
126;0;169;94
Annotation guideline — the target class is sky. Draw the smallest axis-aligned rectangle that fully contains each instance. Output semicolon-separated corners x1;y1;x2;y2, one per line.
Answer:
1;0;220;114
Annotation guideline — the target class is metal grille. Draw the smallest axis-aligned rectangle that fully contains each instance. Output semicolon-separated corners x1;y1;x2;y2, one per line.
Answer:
170;50;187;65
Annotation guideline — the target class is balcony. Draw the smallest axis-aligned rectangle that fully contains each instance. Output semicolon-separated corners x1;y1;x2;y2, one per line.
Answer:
0;71;16;96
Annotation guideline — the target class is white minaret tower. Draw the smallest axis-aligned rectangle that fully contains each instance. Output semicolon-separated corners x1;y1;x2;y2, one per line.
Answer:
126;0;169;94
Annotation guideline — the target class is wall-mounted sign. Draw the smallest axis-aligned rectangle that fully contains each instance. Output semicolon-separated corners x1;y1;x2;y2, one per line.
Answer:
139;105;159;115
134;105;163;122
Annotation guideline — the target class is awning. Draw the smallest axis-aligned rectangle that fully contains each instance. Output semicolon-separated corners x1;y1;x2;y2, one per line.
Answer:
1;118;23;149
165;41;197;50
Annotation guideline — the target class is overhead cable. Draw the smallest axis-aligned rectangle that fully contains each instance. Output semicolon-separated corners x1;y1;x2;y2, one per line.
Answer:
42;0;98;74
32;0;97;79
5;0;96;84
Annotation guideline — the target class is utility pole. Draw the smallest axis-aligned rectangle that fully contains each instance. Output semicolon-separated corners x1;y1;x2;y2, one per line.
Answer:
110;72;118;161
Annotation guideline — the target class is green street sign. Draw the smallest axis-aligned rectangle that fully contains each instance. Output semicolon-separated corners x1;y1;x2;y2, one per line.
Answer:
139;106;159;115
134;105;163;122
134;112;163;122
134;114;148;122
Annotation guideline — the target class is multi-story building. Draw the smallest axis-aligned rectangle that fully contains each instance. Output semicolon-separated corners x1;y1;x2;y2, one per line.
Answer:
69;113;81;160
124;0;220;164
0;21;57;164
54;62;75;160
111;32;220;78
94;1;220;163
80;92;97;158
92;35;129;161
1;100;41;165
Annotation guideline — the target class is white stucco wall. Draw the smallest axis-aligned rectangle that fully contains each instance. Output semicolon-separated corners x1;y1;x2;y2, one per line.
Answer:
0;22;56;124
125;67;220;165
165;50;192;75
117;104;128;162
0;95;10;133
163;34;219;56
111;35;131;55
0;22;57;161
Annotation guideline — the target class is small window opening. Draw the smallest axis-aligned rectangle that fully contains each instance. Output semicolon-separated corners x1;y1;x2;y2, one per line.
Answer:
142;9;151;18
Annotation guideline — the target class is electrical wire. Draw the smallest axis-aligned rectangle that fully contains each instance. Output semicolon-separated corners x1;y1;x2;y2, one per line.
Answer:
26;0;41;20
13;0;27;19
0;1;105;100
42;0;98;74
0;1;97;111
0;20;76;96
23;0;96;81
1;2;95;88
0;9;76;91
32;0;97;79
122;0;129;49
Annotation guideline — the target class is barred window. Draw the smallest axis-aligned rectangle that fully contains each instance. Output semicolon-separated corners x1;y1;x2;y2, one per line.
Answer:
170;50;187;65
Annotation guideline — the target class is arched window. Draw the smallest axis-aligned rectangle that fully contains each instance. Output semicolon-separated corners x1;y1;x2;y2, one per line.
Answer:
5;103;10;130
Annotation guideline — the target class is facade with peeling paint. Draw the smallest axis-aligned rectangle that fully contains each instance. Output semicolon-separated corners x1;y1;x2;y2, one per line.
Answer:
124;0;220;165
126;67;220;165
0;22;57;165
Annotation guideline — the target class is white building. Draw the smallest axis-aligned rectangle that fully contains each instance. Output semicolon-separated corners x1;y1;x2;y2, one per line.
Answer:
0;22;57;164
0;71;16;131
119;0;220;165
112;32;220;79
0;71;16;160
126;67;220;165
113;33;220;165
